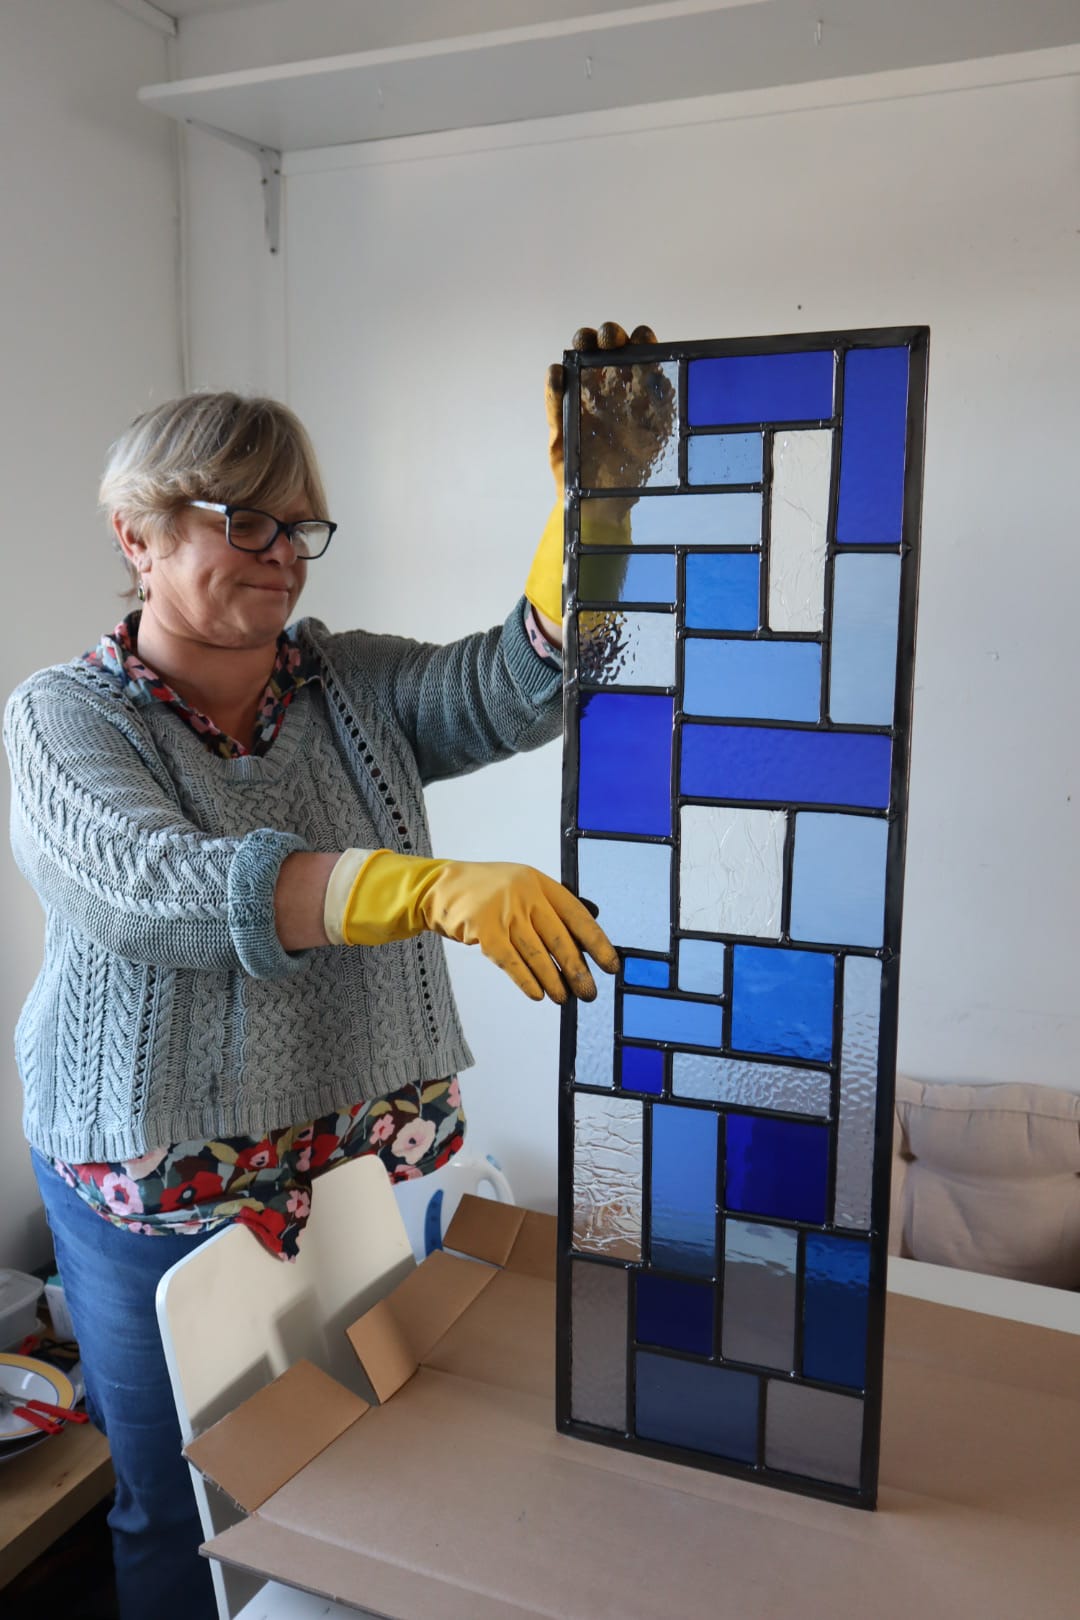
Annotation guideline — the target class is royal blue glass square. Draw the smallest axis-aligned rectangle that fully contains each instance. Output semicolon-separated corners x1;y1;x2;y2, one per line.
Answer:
725;1114;829;1225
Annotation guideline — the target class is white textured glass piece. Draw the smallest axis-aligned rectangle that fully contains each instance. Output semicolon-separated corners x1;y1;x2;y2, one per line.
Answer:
768;429;832;632
578;610;676;689
574;965;615;1088
572;1092;643;1260
679;806;786;939
677;938;727;995
836;956;881;1230
672;1052;831;1116
576;838;671;954
570;1261;627;1431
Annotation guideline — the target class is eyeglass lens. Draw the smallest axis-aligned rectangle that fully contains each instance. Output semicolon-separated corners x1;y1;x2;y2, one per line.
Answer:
228;509;332;558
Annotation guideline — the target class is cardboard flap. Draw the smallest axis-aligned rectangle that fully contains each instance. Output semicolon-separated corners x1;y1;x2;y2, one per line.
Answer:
444;1194;526;1265
504;1209;557;1281
185;1359;368;1512
347;1248;495;1402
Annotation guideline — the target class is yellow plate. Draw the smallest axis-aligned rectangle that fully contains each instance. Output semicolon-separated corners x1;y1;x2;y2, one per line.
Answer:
0;1352;77;1443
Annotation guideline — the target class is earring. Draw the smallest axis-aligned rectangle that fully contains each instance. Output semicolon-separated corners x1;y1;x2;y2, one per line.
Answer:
137;580;146;603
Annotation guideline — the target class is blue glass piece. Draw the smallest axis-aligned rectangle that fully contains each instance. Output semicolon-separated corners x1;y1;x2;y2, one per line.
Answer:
636;1353;758;1463
584;493;761;546
725;1114;829;1224
578;550;677;605
829;554;901;725
789;813;888;948
621;1045;664;1095
803;1234;871;1389
677;938;726;995
688;351;835;427
622;994;724;1049
578;693;673;835
688;432;763;486
623;956;670;989
683;640;821;722
730;945;835;1062
576;838;671;954
650;1103;718;1276
636;1272;713;1355
681;724;891;810
836;347;909;545
684;553;759;631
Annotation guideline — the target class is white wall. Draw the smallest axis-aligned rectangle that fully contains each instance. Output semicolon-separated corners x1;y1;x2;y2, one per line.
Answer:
175;52;1080;1213
0;0;181;1270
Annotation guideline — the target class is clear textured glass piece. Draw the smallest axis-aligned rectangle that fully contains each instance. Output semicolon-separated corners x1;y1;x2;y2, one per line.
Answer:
581;494;760;546
578;610;676;689
688;352;835;426
829;554;901;725
722;1219;798;1370
570;1260;628;1431
578;693;673;835
765;1381;863;1487
725;1114;829;1224
580;360;679;490
672;1052;830;1116
578;551;677;605
636;1272;713;1355
681;723;892;810
677;938;726;995
836;347;909;546
682;639;821;722
679;806;786;939
730;945;835;1062
572;1092;643;1260
684;553;759;630
636;1353;759;1462
802;1234;871;1389
768;429;832;633
576;837;671;954
622;993;724;1049
789;812;888;947
835;956;881;1230
688;432;763;485
574;965;615;1087
649;1103;718;1276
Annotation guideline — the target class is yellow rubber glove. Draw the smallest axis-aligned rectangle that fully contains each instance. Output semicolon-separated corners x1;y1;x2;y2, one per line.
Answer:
524;321;672;621
325;849;619;1005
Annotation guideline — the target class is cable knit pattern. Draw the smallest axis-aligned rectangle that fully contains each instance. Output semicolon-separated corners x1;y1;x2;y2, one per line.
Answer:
5;600;561;1162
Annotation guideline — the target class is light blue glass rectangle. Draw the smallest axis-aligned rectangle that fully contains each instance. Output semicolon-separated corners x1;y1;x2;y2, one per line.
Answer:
684;554;759;631
829;554;901;726
574;965;614;1087
578;551;677;605
650;1103;718;1276
576;838;671;954
683;640;821;721
624;956;670;989
622;994;724;1048
677;938;726;995
688;433;763;486
789;813;888;947
590;493;761;546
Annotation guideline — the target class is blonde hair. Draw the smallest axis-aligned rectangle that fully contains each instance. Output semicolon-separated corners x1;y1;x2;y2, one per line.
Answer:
99;392;330;582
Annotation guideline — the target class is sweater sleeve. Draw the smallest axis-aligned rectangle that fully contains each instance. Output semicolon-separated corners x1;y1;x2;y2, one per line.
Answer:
321;598;563;786
4;674;311;980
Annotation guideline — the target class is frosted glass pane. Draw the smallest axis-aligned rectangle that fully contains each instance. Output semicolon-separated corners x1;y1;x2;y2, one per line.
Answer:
672;1052;830;1116
768;429;831;633
578;610;676;688
574;964;615;1088
688;432;763;485
829;554;901;725
789;813;888;948
679;806;786;938
570;1260;627;1431
573;1092;642;1260
576;838;671;953
836;956;881;1230
722;1220;797;1370
677;938;726;995
765;1381;863;1487
580;360;679;489
582;493;761;546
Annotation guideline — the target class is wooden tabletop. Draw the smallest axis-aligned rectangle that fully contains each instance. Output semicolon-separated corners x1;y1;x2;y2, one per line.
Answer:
0;1417;113;1587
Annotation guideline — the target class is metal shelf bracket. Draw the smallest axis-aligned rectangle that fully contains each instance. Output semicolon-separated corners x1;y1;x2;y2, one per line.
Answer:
186;119;282;255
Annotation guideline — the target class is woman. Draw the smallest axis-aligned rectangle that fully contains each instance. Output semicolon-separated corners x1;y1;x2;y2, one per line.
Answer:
4;324;654;1618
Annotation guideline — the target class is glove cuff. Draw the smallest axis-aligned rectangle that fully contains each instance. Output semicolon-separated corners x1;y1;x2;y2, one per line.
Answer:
524;501;564;623
339;848;447;946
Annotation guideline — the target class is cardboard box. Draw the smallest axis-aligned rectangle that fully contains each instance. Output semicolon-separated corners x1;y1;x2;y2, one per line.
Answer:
187;1197;1080;1620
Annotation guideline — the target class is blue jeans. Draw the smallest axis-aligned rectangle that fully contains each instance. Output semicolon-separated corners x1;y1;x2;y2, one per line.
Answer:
32;1151;219;1620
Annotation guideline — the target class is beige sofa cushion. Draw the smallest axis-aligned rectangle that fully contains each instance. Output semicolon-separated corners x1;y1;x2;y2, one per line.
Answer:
892;1075;1080;1289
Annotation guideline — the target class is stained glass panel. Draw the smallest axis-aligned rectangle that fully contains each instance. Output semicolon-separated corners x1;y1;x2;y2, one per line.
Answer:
561;326;926;1508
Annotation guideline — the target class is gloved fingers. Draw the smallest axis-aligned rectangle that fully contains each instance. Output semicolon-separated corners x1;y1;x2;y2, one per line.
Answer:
487;944;547;1003
630;324;658;344
529;911;597;1001
540;879;620;976
509;920;572;1005
572;326;599;352
597;321;629;349
546;362;566;485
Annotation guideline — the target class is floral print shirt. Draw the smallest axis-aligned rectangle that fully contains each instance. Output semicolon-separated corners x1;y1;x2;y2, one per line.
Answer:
52;607;558;1258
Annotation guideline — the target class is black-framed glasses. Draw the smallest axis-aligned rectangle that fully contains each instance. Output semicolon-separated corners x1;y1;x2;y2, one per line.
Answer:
188;500;337;560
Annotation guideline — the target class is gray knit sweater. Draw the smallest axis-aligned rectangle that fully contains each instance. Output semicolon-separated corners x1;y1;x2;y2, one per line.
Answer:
4;603;561;1162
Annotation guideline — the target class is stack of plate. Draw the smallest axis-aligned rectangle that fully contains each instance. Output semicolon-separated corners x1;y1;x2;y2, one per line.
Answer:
0;1352;78;1464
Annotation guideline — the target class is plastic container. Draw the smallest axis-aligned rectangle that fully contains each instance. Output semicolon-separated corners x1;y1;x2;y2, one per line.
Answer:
0;1269;45;1349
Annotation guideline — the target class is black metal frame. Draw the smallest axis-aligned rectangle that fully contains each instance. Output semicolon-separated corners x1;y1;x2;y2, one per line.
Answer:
556;325;929;1511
